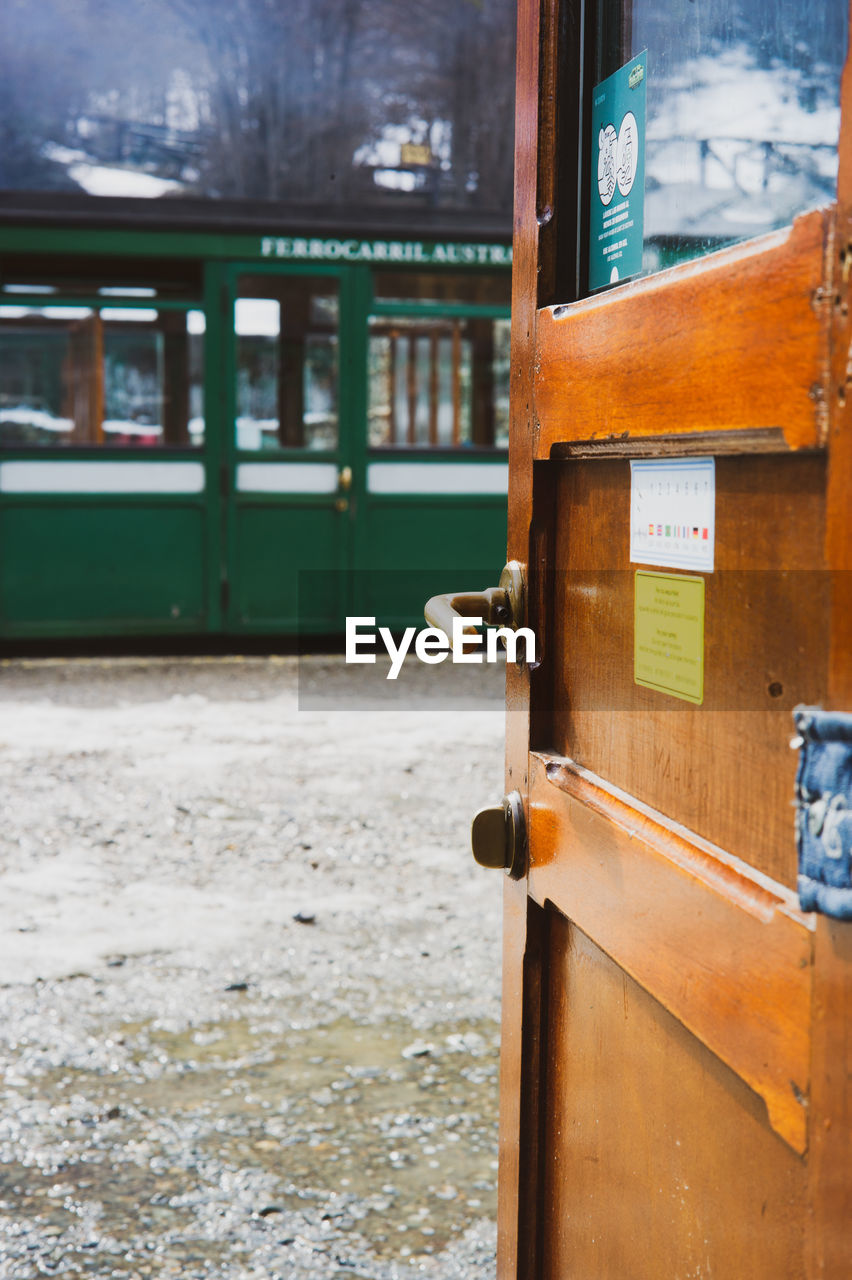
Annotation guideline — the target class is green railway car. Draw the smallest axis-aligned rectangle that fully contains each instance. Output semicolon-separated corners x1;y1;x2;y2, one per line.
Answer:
0;221;511;641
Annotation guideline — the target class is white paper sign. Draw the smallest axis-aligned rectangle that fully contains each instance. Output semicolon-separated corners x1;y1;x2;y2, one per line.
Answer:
629;457;715;572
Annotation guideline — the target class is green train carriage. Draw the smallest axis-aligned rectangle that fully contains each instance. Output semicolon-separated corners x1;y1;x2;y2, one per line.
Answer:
0;219;511;641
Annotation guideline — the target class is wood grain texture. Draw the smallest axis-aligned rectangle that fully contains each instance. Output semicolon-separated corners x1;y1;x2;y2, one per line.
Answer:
503;2;852;1275
541;916;807;1279
827;9;852;715
807;918;852;1278
528;753;813;1152
497;0;547;1275
534;0;561;306
533;209;833;454
498;893;547;1280
497;879;533;1280
807;17;852;1273
548;452;830;889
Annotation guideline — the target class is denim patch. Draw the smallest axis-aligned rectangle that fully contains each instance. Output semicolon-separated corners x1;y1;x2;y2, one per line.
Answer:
793;705;852;919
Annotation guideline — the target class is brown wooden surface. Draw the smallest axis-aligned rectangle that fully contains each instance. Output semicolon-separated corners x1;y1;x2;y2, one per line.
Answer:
387;333;398;443
500;2;852;1278
162;311;190;445
548;452;830;888
277;284;311;447
533;0;561;306
529;752;812;1153
541;916;807;1279
534;209;833;455
406;332;417;444
498;893;546;1280
496;0;545;1272
808;28;852;1274
429;331;439;446
807;919;852;1275
451;321;462;446
66;314;104;444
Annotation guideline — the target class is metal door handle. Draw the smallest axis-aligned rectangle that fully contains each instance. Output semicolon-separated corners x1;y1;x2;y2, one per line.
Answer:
471;790;526;878
424;560;525;638
338;466;353;491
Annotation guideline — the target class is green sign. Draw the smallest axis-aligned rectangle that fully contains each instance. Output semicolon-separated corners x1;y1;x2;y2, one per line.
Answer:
634;570;704;705
589;51;647;292
259;236;512;267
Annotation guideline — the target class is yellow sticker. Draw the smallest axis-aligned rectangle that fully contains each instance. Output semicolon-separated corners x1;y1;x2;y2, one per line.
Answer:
634;570;704;704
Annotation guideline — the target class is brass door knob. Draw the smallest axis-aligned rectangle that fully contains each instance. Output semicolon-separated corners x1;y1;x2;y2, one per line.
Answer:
470;790;526;879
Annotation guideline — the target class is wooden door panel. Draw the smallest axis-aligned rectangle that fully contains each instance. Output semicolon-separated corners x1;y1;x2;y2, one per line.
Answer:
534;209;831;455
541;915;807;1280
548;452;830;886
497;3;852;1276
528;754;812;1153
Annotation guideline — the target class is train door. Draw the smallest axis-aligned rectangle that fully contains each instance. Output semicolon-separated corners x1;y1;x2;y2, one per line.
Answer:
477;1;852;1276
359;269;511;627
220;263;354;634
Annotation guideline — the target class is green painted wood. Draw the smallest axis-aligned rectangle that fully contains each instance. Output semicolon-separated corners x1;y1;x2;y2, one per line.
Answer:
229;502;344;632
0;501;205;636
0;228;511;641
358;496;508;627
220;262;349;633
0;225;512;268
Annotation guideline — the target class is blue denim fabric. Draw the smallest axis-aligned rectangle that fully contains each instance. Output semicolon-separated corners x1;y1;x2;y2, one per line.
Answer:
794;705;852;919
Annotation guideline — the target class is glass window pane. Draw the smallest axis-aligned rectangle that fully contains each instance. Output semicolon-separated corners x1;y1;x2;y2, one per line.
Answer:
1;260;202;300
492;317;510;447
373;270;511;306
235;277;339;452
595;0;848;278
0;305;203;447
0;0;516;219
367;314;509;450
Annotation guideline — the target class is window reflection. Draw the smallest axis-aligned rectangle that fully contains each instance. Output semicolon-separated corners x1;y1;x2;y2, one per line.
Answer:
596;0;848;273
235;279;339;452
368;316;510;449
373;271;512;307
0;305;204;447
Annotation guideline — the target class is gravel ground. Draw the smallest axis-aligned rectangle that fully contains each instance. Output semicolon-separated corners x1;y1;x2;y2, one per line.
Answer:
0;656;506;1279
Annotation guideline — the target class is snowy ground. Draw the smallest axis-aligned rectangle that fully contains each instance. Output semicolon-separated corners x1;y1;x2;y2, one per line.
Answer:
0;656;506;1279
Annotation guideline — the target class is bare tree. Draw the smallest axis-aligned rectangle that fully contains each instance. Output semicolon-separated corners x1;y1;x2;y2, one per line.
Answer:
0;0;517;214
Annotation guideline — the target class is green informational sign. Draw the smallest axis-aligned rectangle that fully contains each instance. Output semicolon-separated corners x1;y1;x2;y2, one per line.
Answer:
589;51;647;292
634;571;704;705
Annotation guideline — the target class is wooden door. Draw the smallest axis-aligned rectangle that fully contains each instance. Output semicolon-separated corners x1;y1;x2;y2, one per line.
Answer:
499;1;852;1276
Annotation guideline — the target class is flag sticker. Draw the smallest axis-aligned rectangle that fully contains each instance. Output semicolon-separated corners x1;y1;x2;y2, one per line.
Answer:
629;458;715;572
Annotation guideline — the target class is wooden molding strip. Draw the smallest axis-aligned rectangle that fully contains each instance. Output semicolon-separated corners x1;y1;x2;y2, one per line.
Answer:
548;427;793;459
533;208;832;456
528;751;813;1153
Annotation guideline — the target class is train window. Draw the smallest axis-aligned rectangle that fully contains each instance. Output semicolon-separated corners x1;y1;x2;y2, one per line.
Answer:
367;315;510;448
587;0;847;284
0;258;204;300
235;276;339;452
0;305;203;447
372;270;511;306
